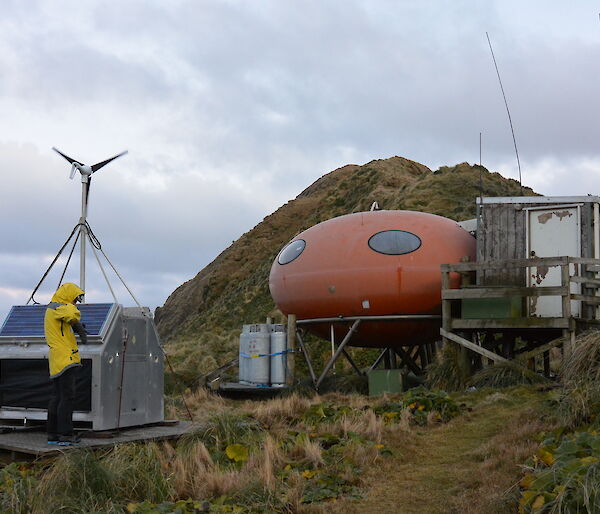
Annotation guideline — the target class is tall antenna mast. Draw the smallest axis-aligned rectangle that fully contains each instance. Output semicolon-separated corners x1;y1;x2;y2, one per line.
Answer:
52;148;128;296
486;32;523;195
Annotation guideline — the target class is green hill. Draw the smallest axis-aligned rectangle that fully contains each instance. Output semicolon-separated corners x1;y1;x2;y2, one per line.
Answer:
155;156;536;376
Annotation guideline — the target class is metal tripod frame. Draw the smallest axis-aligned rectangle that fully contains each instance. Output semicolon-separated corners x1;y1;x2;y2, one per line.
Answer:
295;314;441;391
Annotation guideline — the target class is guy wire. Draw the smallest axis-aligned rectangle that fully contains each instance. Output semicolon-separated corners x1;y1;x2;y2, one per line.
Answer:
57;231;80;290
486;31;523;195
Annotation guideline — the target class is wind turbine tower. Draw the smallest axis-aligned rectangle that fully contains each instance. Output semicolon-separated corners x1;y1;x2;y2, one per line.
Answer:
52;148;128;295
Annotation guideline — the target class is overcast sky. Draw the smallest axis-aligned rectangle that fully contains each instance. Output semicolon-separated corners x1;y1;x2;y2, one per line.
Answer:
1;1;599;324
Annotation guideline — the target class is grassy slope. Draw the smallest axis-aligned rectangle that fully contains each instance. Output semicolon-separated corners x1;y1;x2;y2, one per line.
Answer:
2;386;553;512
164;385;553;513
334;387;552;514
155;156;536;377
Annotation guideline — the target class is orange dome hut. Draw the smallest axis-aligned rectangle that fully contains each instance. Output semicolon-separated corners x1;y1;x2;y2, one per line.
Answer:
269;210;476;349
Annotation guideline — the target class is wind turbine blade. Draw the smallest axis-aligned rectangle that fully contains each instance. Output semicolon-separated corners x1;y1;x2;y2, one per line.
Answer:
52;147;79;165
69;164;77;179
91;150;128;173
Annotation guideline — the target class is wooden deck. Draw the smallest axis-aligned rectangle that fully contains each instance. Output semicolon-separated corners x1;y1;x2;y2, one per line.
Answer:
440;256;600;368
0;421;198;457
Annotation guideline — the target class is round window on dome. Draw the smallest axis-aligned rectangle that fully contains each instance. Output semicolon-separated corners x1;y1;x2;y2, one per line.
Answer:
277;239;306;265
368;230;422;255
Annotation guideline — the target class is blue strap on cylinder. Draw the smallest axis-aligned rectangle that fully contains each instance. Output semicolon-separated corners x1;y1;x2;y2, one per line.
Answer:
240;349;294;358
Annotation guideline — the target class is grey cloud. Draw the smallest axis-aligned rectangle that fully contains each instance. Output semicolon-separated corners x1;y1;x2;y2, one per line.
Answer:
2;0;600;323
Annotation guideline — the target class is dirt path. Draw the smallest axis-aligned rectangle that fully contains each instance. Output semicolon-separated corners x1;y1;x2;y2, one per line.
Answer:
334;389;548;514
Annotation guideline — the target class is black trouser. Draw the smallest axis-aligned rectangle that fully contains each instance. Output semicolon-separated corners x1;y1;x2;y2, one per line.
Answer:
47;366;79;437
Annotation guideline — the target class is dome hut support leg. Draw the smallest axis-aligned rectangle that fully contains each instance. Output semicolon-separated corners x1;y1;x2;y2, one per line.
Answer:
295;331;317;386
367;349;389;373
341;348;364;377
315;320;361;391
394;347;422;375
384;348;392;369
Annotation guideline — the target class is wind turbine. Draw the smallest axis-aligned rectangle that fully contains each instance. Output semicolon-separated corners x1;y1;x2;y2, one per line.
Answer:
52;147;128;296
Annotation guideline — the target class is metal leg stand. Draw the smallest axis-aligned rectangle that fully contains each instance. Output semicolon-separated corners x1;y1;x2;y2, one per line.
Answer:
341;348;364;376
367;349;388;373
394;346;422;375
315;320;361;390
295;331;317;386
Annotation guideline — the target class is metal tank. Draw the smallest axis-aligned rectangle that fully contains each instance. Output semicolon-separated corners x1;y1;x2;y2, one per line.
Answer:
245;324;271;385
238;325;252;384
270;324;287;387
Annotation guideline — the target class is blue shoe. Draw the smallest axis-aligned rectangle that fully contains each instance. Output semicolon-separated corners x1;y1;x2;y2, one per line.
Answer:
58;434;81;445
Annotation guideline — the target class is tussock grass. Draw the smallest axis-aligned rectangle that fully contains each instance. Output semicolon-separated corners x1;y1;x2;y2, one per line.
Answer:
558;330;600;427
182;387;228;421
340;441;380;471
426;343;469;391
468;362;550;389
245;393;312;427
181;411;261;452
105;443;171;502
339;410;383;443
254;435;284;490
290;436;325;468
34;451;118;513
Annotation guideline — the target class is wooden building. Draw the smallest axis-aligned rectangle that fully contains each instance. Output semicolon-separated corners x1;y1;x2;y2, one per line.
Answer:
442;196;600;373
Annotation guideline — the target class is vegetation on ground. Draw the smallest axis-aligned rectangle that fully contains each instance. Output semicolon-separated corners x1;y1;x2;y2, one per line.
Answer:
0;389;466;513
515;331;600;513
519;430;600;513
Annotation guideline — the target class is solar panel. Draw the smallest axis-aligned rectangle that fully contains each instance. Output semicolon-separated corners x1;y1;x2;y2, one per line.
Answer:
0;304;116;338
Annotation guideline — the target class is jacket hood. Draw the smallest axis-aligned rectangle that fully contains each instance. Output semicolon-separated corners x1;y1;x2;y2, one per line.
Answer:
51;283;84;304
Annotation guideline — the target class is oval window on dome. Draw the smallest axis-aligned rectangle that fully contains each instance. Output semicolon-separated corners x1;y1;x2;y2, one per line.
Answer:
277;239;306;265
368;230;422;255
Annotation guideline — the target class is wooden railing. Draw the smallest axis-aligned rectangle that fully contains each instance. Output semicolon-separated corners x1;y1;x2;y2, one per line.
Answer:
441;256;600;331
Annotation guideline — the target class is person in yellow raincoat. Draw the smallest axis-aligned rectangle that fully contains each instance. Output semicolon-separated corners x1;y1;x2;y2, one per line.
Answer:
44;282;87;445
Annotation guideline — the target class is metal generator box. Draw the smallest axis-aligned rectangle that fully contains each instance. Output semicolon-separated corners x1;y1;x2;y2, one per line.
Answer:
0;303;164;431
368;369;403;397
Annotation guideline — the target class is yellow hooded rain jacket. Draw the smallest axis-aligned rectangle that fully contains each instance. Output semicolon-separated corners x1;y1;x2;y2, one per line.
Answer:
44;282;84;378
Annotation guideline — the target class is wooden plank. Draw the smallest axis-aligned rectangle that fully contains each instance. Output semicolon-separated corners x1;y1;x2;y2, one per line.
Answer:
561;264;572;319
571;294;600;305
515;337;564;362
442;286;567;300
450;318;570;329
0;422;195;456
576;318;600;326
570;276;600;287
440;329;509;364
497;205;509;284
441;256;571;273
441;270;451;332
505;204;523;285
570;258;600;266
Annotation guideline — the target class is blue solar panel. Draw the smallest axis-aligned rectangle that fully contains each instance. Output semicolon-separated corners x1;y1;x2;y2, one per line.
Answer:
0;303;116;338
